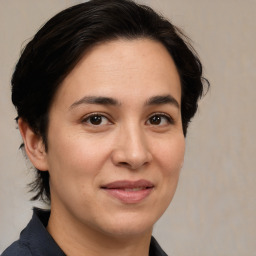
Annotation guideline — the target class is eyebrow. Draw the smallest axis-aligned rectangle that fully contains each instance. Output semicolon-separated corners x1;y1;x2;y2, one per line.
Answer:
69;94;179;110
69;96;120;109
145;95;180;108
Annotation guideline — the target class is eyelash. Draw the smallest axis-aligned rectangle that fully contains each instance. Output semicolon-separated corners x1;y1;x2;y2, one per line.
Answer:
147;112;174;126
81;112;174;126
82;112;112;126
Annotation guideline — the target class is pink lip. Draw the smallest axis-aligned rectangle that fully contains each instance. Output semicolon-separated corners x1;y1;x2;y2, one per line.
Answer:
101;179;154;204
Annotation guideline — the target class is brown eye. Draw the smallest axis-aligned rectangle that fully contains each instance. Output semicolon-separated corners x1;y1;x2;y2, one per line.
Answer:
89;115;103;125
149;115;162;125
147;114;173;126
83;114;110;126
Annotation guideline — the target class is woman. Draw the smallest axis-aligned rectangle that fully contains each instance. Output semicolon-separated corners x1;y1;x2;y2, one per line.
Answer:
2;0;209;255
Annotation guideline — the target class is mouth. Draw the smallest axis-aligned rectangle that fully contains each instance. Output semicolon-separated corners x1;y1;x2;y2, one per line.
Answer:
120;187;149;191
101;180;154;204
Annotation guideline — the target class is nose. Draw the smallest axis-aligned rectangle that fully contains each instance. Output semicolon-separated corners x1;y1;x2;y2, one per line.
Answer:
111;125;152;170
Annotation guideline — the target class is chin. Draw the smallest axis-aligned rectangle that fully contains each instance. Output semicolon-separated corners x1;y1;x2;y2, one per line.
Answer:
97;212;157;238
102;224;153;239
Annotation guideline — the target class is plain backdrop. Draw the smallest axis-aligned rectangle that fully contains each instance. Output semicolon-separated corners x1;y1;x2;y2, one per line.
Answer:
0;0;255;255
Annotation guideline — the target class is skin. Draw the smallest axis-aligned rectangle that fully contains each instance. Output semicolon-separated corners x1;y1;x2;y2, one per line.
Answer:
19;38;185;256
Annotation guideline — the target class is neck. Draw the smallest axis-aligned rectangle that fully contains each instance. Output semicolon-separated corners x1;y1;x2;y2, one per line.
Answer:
47;205;153;256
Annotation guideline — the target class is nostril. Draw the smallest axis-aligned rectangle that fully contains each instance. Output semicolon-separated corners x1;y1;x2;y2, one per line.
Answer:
119;162;130;167
111;146;152;170
118;160;149;170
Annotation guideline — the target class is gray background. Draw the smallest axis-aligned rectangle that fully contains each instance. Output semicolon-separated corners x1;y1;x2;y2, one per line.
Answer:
0;0;255;255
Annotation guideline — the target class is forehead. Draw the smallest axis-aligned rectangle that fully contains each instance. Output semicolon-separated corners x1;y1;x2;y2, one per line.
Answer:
53;38;181;108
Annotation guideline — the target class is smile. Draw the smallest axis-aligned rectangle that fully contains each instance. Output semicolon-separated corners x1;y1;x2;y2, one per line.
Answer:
101;180;154;204
122;187;146;191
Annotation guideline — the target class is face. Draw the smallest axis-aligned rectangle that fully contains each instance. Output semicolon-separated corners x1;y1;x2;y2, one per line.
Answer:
44;39;185;238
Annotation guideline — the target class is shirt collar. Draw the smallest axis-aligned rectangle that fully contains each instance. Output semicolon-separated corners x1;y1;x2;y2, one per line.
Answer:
20;208;65;256
20;208;167;256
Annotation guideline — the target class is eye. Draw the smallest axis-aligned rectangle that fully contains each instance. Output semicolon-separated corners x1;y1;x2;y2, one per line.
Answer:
146;113;173;126
82;114;111;126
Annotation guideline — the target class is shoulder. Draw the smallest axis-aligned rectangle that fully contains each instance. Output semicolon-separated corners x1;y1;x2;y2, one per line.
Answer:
1;240;32;256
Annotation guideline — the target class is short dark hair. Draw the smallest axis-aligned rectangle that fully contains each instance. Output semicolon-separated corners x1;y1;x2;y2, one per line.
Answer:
12;0;209;203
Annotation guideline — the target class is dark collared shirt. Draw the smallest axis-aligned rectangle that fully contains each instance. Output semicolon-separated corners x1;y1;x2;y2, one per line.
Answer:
2;208;168;256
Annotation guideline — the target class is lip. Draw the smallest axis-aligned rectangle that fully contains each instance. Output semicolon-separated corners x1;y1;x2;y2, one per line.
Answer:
101;179;154;204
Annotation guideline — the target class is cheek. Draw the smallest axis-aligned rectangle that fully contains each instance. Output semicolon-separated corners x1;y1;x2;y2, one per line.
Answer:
154;135;185;197
154;135;185;175
147;135;185;219
46;135;101;209
47;128;107;170
46;130;115;197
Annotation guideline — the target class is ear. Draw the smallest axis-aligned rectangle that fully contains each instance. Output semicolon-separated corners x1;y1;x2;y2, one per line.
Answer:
18;118;48;171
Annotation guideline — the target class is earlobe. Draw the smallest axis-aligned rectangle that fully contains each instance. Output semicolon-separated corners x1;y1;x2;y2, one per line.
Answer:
18;118;48;171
